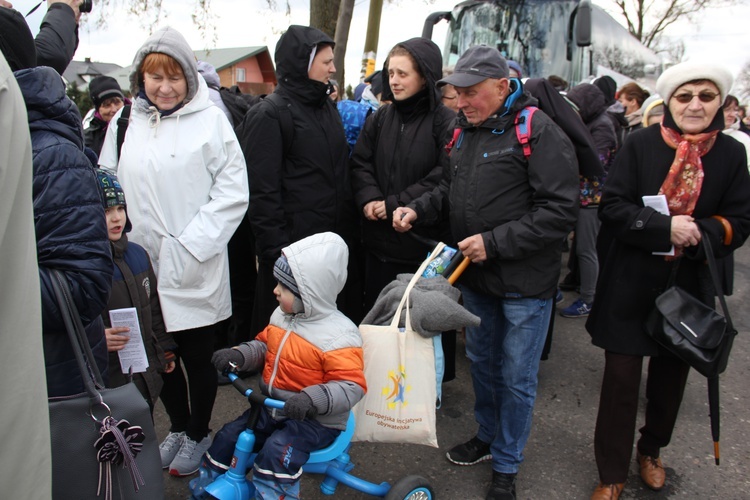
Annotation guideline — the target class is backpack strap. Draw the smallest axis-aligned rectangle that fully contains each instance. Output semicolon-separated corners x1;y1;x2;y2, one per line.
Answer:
445;128;463;155
116;104;131;161
264;93;294;155
514;106;538;159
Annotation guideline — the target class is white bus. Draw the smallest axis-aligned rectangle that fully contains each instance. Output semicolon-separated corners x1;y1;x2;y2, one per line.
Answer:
423;0;663;88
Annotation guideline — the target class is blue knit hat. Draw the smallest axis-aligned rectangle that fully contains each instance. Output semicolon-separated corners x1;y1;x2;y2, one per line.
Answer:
95;169;131;233
95;169;127;208
273;254;301;298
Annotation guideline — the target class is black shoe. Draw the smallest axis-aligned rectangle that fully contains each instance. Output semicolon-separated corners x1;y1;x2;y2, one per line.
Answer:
486;471;517;500
446;436;492;465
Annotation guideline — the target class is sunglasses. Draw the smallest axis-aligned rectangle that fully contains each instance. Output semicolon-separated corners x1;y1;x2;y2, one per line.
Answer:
671;91;719;104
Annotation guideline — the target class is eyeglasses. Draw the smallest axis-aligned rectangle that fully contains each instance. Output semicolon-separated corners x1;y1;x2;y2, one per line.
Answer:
671;91;719;104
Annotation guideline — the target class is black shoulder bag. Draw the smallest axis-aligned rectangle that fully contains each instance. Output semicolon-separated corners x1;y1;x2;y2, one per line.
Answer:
644;231;737;378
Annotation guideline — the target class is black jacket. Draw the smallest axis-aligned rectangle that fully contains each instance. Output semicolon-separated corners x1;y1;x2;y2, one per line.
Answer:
35;3;78;74
351;37;455;264
412;91;579;299
103;235;174;406
17;66;113;397
566;83;616;164
587;124;750;356
241;25;357;262
524;78;603;178
83;114;107;157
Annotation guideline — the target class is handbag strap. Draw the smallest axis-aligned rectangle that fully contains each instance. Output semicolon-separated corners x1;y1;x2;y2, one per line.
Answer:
50;270;106;407
389;241;446;329
701;232;735;333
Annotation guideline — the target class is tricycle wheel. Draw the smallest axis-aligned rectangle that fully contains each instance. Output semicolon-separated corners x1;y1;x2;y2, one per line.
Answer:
385;475;434;500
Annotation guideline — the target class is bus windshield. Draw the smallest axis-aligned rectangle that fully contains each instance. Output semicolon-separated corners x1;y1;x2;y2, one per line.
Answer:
442;0;662;86
445;0;579;79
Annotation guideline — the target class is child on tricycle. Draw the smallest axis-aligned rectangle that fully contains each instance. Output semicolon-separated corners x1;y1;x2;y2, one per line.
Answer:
207;232;367;498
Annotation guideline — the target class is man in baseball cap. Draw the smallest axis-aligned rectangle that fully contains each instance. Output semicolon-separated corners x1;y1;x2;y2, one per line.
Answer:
436;45;512;126
395;44;579;500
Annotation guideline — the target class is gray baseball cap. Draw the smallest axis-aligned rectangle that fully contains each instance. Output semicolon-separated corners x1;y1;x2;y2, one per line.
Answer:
437;45;509;88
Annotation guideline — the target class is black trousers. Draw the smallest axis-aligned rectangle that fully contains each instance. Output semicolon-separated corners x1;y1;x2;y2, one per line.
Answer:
160;324;218;441
594;351;691;483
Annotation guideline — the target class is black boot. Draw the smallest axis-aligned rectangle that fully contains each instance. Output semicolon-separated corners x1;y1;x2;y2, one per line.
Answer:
486;471;516;500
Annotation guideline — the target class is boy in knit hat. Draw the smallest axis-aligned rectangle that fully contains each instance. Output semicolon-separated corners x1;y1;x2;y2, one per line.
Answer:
207;232;367;499
96;169;176;412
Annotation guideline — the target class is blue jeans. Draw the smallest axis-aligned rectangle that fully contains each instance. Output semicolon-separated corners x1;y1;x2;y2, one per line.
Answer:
460;287;552;474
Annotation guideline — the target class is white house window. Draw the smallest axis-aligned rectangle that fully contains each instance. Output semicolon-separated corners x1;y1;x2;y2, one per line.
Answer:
236;68;246;82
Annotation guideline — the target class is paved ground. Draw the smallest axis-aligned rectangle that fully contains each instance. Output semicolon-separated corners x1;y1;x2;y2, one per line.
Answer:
158;243;750;499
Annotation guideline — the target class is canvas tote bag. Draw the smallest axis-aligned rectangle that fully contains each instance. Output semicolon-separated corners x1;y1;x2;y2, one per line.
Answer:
352;243;445;448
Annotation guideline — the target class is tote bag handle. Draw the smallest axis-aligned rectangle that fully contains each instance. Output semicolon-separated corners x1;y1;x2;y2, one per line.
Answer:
389;242;446;329
50;269;106;407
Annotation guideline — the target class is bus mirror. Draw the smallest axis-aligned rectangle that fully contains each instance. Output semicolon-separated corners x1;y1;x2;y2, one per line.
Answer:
576;0;592;47
422;11;452;40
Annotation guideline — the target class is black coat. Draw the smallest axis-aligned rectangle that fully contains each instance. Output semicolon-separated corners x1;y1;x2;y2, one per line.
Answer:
35;2;78;74
241;25;357;262
83;114;107;157
17;67;113;397
566;83;616;164
412;92;579;299
586;125;750;356
351;37;455;264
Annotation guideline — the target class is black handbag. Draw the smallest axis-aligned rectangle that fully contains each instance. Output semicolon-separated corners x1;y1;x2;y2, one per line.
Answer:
645;233;737;378
48;270;164;499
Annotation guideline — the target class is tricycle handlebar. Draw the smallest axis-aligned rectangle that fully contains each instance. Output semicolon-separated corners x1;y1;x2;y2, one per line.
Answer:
227;372;285;410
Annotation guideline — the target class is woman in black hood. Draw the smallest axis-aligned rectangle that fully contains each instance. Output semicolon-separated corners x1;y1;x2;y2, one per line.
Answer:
351;37;455;312
242;25;362;333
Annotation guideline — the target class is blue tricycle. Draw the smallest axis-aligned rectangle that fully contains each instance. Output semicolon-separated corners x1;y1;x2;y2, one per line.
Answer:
189;372;434;500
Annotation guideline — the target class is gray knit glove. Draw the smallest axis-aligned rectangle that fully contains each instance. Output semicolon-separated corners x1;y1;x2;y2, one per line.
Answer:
283;392;318;421
211;348;245;372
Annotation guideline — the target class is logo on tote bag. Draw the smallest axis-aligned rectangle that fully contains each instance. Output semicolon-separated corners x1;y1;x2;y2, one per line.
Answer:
383;365;411;408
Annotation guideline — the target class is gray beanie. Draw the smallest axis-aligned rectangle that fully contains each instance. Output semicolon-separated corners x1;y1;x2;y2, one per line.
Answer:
273;254;301;298
656;61;733;103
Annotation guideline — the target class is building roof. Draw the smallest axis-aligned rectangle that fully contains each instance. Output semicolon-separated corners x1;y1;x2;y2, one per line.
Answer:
62;59;123;88
193;46;268;70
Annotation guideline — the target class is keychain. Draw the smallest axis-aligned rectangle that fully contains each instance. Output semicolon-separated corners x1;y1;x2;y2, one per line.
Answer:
94;416;146;500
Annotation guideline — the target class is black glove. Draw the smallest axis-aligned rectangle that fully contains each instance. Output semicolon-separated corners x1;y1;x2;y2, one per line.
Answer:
283;392;317;421
211;348;245;372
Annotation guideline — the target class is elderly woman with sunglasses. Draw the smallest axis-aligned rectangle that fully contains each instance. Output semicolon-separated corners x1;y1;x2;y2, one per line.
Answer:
587;61;750;500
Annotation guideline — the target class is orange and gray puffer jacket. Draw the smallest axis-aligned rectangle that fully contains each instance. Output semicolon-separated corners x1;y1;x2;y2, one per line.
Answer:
235;232;366;430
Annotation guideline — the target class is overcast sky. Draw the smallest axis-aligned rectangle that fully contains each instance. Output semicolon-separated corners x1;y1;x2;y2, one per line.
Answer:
17;0;750;93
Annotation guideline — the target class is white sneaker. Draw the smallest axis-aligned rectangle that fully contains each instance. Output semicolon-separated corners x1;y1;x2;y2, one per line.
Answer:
169;434;212;477
159;431;185;469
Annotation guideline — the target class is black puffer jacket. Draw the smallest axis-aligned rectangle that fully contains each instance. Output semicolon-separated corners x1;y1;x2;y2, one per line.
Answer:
17;66;113;397
241;25;357;263
351;37;455;264
412;91;579;299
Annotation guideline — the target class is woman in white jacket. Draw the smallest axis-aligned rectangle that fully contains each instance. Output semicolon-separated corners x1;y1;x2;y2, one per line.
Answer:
98;26;249;477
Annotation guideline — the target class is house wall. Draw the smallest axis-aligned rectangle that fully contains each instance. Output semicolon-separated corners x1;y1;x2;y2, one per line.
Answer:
216;55;277;90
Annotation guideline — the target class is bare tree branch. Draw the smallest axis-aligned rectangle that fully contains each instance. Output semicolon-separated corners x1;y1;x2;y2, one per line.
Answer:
602;0;734;48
